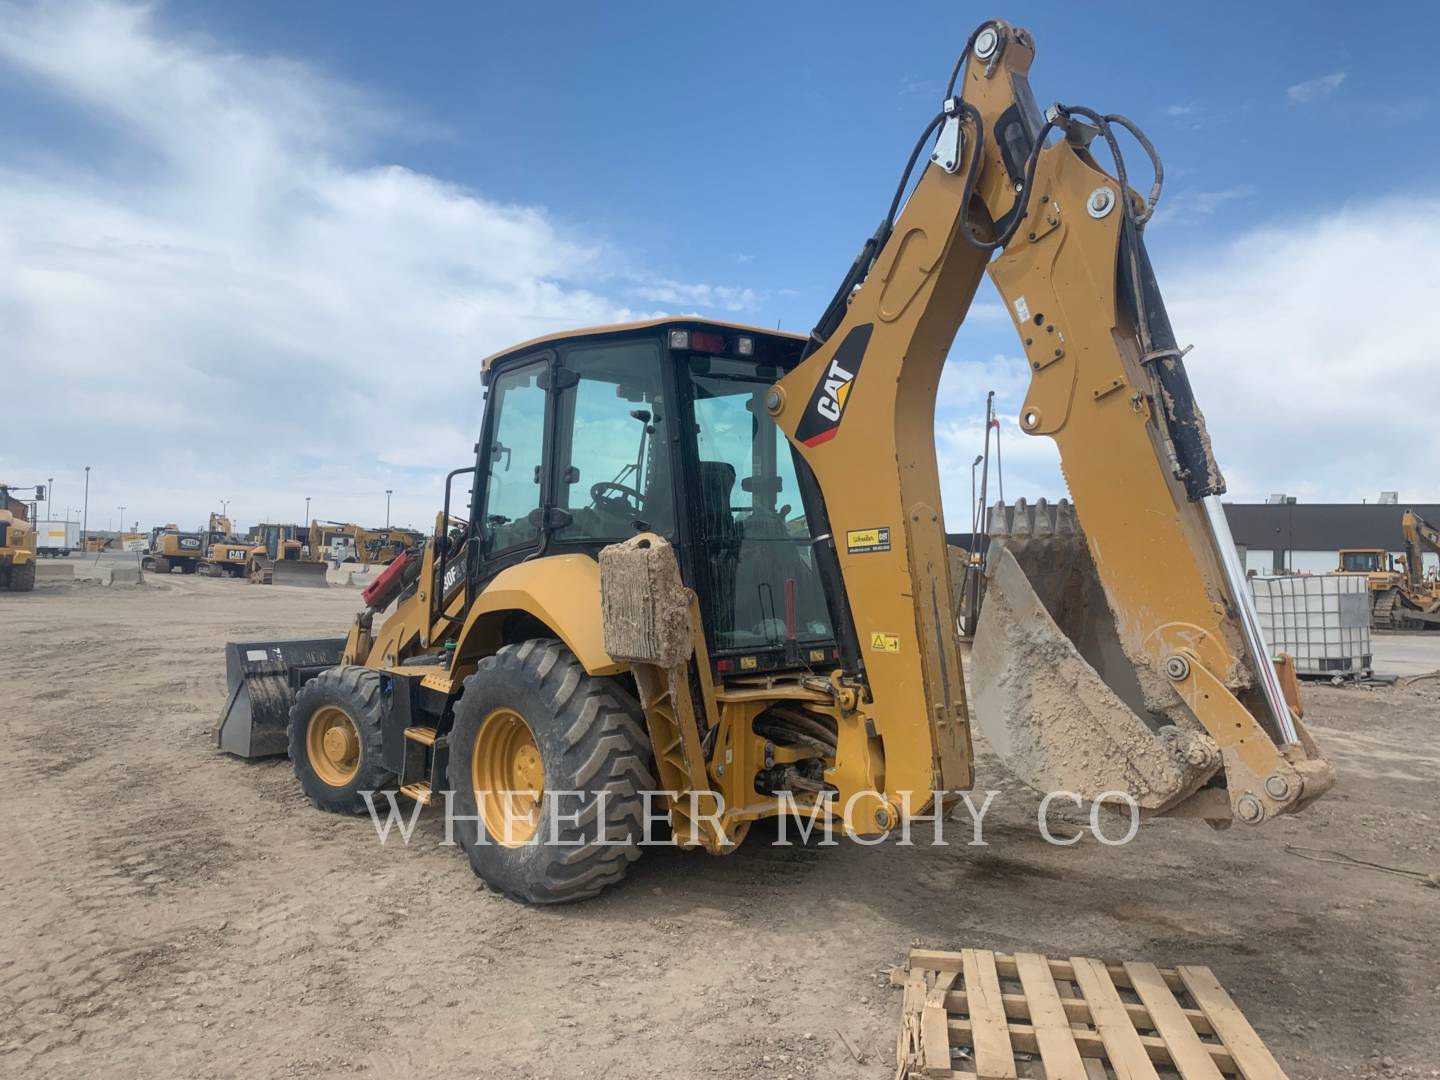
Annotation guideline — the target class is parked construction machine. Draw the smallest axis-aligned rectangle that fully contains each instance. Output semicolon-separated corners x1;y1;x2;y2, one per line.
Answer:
218;19;1331;903
1335;511;1440;629
307;521;420;566
247;523;328;587
0;486;38;592
143;525;205;574
1392;510;1440;628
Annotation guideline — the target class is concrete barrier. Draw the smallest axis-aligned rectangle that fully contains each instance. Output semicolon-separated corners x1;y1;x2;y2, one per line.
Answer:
71;564;145;586
346;570;377;588
36;562;75;581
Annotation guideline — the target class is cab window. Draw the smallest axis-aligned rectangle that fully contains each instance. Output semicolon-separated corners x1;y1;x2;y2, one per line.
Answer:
480;364;547;553
553;340;674;541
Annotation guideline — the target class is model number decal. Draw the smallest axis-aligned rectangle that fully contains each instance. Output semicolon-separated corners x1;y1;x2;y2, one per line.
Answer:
846;526;891;554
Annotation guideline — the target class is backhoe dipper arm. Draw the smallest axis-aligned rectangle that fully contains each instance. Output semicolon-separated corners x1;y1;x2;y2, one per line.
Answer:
772;20;1330;828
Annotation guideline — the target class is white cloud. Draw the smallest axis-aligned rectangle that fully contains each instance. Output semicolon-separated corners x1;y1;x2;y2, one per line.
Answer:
0;1;739;532
1287;72;1346;104
631;278;761;312
1166;197;1439;503
932;198;1440;524
1148;184;1255;228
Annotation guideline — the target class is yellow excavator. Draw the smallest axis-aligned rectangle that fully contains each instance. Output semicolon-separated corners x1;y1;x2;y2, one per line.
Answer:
217;19;1331;903
1392;510;1440;628
306;521;421;566
143;524;205;574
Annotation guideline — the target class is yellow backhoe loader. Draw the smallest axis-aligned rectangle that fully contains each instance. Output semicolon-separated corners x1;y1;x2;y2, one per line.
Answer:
218;19;1331;903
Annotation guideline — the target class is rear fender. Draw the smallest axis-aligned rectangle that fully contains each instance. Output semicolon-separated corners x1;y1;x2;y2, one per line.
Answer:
451;555;622;676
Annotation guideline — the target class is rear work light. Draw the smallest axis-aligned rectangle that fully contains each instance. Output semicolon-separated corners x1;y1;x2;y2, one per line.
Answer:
736;335;754;356
668;329;690;349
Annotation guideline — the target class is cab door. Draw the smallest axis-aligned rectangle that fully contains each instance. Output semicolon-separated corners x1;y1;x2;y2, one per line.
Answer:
473;355;553;578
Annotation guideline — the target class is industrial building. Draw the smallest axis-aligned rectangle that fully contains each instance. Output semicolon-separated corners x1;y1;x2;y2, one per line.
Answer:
1224;498;1440;576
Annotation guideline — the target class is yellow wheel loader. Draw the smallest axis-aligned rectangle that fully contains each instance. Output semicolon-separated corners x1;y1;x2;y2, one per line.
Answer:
218;20;1331;903
1;505;37;592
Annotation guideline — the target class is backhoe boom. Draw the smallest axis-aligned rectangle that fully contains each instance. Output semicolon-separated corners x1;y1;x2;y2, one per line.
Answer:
772;19;1330;826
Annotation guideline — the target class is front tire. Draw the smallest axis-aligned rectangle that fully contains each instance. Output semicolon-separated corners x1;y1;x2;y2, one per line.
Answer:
8;561;35;592
288;666;395;814
447;639;655;904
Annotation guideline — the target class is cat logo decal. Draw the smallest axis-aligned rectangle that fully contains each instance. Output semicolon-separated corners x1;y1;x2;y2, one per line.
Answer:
795;323;873;447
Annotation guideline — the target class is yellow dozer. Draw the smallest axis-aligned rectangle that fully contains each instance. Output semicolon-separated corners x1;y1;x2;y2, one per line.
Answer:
247;523;329;587
218;19;1331;903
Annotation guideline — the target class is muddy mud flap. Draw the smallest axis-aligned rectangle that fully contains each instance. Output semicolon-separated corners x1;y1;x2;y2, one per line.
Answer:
216;638;347;758
969;499;1220;812
270;561;330;588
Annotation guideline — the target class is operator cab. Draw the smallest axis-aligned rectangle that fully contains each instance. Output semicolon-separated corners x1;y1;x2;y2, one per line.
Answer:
1339;549;1388;573
472;318;838;675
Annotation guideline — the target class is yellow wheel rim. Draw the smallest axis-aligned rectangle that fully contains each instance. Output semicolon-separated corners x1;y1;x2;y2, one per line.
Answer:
307;705;361;787
472;707;544;846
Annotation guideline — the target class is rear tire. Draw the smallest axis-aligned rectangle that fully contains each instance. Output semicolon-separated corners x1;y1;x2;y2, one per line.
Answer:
288;666;396;815
447;639;655;904
8;561;35;592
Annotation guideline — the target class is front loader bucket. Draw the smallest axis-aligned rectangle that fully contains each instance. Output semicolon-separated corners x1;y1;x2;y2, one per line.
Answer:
270;560;330;588
216;638;346;758
969;499;1221;812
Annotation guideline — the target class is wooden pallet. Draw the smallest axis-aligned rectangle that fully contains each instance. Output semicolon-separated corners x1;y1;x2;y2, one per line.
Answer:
895;948;1287;1080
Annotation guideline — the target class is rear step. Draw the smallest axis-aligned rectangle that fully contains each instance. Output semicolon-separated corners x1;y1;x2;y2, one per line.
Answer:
403;726;438;746
399;781;433;805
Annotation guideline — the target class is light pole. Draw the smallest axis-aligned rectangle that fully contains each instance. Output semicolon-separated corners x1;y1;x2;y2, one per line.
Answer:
385;489;393;530
118;506;126;538
304;496;311;526
220;499;230;520
82;465;90;549
47;477;53;520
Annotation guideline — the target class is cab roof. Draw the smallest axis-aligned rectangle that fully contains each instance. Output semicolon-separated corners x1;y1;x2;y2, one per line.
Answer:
480;316;806;370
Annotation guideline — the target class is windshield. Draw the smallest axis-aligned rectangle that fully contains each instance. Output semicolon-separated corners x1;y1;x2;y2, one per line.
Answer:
1341;551;1382;572
687;358;834;653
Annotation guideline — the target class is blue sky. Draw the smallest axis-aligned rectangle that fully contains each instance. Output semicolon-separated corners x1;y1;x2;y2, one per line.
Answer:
1;0;1436;532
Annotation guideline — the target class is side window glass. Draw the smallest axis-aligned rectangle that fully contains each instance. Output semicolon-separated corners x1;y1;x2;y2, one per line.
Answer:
555;341;673;541
481;365;546;553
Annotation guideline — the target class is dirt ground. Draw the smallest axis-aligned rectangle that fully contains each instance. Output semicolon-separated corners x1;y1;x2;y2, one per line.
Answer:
2;573;1437;1079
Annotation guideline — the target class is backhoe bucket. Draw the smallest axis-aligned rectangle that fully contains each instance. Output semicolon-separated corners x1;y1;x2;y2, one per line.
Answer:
969;499;1221;812
215;638;346;758
269;560;330;588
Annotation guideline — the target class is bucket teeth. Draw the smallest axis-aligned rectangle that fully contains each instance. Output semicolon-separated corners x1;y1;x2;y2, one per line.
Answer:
986;497;1078;540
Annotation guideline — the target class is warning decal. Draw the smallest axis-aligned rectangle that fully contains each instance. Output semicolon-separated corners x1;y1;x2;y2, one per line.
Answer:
869;632;900;653
846;526;891;554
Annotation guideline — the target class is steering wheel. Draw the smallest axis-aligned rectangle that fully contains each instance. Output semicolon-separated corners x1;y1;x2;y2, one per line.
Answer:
589;481;644;516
